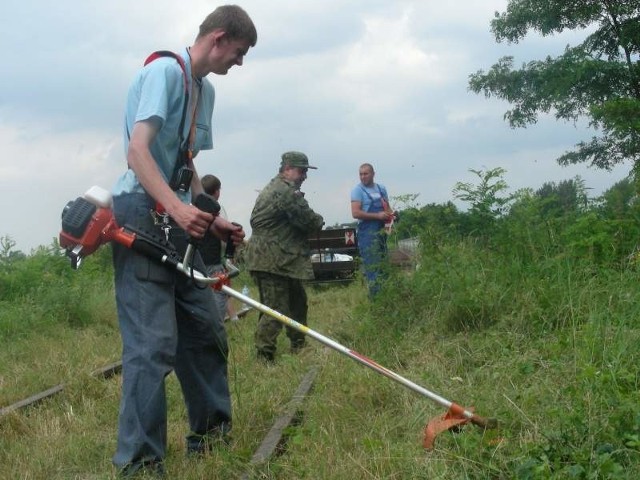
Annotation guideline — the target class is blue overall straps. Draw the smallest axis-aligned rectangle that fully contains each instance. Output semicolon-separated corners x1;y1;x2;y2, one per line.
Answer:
357;184;388;298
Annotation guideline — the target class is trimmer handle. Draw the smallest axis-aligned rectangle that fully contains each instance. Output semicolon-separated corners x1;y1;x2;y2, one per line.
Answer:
224;222;242;259
191;193;220;246
193;192;221;216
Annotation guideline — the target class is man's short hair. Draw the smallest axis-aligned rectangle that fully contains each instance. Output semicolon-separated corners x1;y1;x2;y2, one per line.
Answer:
359;163;374;173
198;5;258;46
202;174;221;195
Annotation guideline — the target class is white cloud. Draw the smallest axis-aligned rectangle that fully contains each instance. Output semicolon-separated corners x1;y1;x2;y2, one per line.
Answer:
0;117;122;251
0;0;630;252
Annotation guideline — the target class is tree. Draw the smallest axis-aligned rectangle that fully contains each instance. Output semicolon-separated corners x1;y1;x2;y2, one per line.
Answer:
535;177;589;217
393;201;463;242
0;235;25;268
453;167;511;216
453;167;512;236
468;0;640;172
598;176;639;218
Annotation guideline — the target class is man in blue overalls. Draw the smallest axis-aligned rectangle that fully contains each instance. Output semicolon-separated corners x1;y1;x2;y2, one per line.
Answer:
350;163;395;298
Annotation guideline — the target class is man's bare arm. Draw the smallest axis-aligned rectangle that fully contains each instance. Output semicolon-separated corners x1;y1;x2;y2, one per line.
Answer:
127;121;212;238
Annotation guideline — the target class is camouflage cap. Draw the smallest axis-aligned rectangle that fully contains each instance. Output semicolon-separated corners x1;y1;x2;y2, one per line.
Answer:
281;151;317;169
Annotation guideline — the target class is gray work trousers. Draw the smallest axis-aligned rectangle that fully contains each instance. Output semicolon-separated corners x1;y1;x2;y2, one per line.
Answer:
111;193;231;470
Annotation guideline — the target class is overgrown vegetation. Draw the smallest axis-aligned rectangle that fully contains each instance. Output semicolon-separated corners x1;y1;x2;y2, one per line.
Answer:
1;169;640;478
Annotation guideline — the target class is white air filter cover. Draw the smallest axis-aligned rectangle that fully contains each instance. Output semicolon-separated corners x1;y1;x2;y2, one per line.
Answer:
83;186;113;208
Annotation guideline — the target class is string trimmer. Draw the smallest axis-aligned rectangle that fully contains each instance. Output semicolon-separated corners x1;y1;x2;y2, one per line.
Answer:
59;186;498;449
221;286;498;448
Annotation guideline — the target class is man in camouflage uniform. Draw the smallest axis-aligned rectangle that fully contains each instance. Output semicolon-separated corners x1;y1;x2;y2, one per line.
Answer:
245;151;324;362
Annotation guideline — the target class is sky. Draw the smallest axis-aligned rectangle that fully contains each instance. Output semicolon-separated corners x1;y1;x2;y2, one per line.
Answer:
0;0;630;253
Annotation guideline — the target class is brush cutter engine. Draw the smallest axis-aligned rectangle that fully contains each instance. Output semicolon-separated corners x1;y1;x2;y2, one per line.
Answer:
60;188;119;268
58;186;226;281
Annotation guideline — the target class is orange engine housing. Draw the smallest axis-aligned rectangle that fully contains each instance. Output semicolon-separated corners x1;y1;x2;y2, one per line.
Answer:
59;199;116;257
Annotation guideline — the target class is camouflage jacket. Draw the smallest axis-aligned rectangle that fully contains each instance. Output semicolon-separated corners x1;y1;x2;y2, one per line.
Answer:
245;174;324;279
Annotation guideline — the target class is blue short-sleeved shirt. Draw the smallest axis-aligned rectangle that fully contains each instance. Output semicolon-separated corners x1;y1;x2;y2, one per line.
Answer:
112;48;215;202
351;183;389;221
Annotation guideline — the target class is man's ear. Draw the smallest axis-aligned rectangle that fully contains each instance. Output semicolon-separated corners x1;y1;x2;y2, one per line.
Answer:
210;29;227;47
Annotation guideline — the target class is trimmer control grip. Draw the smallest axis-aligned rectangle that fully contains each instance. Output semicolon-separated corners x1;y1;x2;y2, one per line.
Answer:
193;193;220;216
191;193;220;246
225;222;242;259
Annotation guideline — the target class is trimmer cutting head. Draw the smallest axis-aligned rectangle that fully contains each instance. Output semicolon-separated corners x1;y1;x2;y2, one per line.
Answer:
423;404;499;450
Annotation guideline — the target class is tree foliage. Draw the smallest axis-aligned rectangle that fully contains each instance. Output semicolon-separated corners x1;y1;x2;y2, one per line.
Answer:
393;201;464;245
535;176;589;217
468;0;640;171
0;235;25;266
453;167;512;236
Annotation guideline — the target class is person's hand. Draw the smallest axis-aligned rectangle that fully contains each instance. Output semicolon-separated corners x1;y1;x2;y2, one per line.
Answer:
212;216;246;245
169;202;214;238
228;222;245;245
380;211;393;221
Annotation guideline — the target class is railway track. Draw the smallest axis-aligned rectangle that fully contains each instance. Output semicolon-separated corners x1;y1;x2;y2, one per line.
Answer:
1;306;320;475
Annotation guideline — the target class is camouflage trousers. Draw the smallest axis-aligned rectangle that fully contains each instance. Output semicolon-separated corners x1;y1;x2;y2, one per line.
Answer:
250;271;308;355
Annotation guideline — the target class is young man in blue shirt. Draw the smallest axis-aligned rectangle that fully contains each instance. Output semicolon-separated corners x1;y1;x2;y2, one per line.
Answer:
110;6;257;476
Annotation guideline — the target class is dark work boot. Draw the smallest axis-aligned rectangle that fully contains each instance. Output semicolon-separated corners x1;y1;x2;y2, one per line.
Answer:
290;340;306;354
186;427;231;456
256;349;275;363
118;459;165;478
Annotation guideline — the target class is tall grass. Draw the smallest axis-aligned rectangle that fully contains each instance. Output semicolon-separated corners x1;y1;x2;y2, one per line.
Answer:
1;237;640;478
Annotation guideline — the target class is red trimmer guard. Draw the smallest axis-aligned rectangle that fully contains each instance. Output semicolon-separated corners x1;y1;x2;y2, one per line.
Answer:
423;405;475;450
